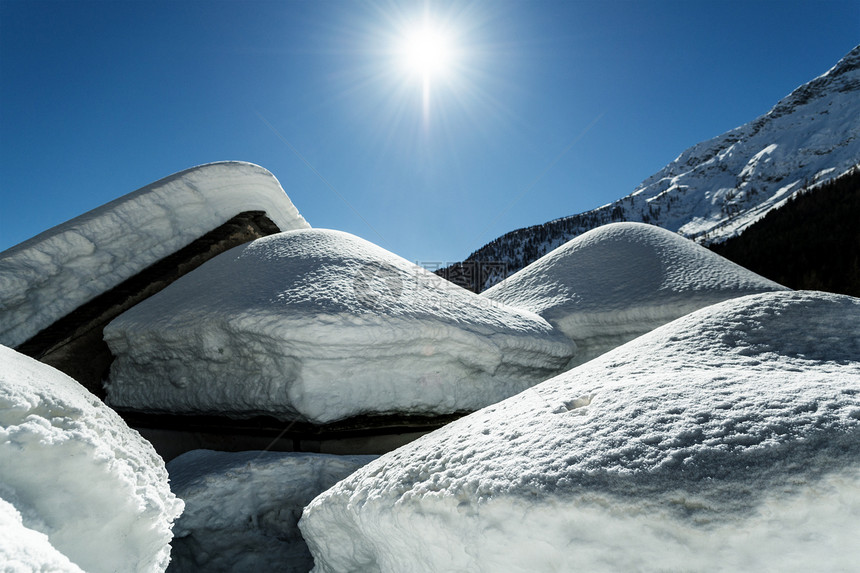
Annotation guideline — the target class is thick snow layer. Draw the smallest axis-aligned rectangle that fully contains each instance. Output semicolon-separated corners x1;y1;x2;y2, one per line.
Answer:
105;229;575;423
300;291;860;573
167;450;375;573
484;222;788;367
0;498;84;573
0;161;309;348
0;345;183;573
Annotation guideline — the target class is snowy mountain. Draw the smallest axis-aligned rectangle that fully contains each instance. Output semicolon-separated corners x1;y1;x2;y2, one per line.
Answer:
447;45;860;292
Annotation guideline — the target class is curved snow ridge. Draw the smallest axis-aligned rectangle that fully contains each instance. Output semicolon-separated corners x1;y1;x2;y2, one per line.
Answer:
483;222;787;367
104;229;576;424
0;345;183;573
167;450;376;573
0;161;309;348
300;291;860;573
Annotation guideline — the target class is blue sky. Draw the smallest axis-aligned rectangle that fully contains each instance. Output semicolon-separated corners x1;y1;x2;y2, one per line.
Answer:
1;0;857;264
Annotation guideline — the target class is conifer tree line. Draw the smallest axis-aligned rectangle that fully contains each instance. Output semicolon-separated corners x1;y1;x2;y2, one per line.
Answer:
710;167;860;297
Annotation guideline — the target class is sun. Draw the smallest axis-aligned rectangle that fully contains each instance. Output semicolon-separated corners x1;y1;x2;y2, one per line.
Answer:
395;17;459;121
402;25;452;79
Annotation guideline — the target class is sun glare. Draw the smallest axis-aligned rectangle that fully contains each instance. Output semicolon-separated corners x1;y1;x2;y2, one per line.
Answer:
402;26;452;78
396;17;458;123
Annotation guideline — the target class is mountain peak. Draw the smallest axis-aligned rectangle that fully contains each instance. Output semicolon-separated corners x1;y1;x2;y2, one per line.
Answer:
768;44;860;119
824;44;860;79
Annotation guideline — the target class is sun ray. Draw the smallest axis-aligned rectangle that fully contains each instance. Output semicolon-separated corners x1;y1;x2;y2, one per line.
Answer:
396;14;458;123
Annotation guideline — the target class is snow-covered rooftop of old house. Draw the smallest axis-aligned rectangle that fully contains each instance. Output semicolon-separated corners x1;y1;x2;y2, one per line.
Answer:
0;161;309;348
104;228;576;424
483;222;788;367
167;449;375;573
0;345;183;573
300;290;860;573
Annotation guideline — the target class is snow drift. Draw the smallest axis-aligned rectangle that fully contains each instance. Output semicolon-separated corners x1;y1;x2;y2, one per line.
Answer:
167;450;375;573
300;291;860;573
483;222;788;367
0;497;85;573
0;161;309;348
104;229;575;423
0;345;183;573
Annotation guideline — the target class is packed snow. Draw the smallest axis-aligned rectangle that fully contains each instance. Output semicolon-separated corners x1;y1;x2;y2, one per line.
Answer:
484;222;787;367
300;291;860;573
167;450;375;573
104;229;575;423
0;498;84;573
0;161;309;348
0;345;183;573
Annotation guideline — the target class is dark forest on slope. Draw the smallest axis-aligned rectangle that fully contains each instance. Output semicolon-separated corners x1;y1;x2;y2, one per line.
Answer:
709;167;860;297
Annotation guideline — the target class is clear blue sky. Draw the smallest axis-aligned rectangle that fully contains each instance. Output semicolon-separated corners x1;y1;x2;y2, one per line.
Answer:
1;0;857;264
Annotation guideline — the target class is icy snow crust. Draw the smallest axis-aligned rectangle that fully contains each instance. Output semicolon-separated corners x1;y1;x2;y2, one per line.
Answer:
0;345;183;573
105;229;575;423
300;291;860;573
484;222;787;367
167;450;375;573
0;161;309;348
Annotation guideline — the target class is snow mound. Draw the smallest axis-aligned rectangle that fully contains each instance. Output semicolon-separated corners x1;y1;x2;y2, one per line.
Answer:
483;222;788;366
300;291;860;573
0;345;184;573
0;498;84;573
0;161;309;348
167;450;375;573
105;229;575;423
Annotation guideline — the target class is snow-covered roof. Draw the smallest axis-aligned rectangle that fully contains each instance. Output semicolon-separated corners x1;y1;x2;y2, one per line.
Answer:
0;345;183;573
300;291;860;573
167;449;375;572
0;161;309;348
483;222;788;366
104;228;576;423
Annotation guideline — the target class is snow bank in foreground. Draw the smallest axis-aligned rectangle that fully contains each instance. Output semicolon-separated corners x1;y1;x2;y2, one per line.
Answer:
105;229;575;423
0;498;84;573
300;291;860;573
167;450;375;573
0;161;309;348
483;222;787;367
0;345;183;573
